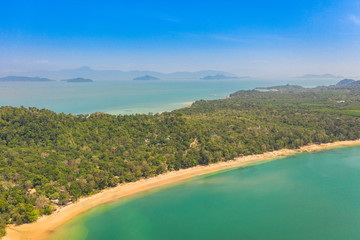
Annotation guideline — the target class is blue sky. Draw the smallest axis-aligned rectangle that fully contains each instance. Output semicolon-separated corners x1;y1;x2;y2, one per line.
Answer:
1;0;360;77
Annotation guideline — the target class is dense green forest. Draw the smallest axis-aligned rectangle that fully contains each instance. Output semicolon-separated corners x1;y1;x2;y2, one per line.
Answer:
1;84;360;237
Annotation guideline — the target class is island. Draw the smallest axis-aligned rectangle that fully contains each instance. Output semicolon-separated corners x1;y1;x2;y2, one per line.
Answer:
61;77;94;83
133;75;160;80
2;79;360;239
200;74;238;80
0;76;55;82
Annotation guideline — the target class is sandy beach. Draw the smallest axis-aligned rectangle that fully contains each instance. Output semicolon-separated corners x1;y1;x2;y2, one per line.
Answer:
4;139;360;240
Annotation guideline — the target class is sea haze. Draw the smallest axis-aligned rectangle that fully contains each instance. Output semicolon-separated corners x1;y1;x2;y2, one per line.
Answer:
0;79;332;115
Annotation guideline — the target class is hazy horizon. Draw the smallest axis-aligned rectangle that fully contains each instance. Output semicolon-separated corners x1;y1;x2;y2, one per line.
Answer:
1;0;360;79
0;65;351;83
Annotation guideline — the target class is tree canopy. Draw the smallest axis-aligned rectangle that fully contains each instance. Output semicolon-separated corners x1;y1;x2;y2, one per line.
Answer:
1;85;360;237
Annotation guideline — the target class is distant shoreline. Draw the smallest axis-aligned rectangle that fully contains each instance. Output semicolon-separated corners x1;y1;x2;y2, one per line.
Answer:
5;139;360;240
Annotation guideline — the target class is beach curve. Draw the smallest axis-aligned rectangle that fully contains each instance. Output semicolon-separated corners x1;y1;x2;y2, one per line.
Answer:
4;139;360;240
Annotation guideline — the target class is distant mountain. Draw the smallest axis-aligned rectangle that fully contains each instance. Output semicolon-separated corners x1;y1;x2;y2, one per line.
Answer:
133;75;159;81
297;74;343;79
200;74;238;80
1;66;238;81
61;77;93;83
336;79;356;86
0;76;55;82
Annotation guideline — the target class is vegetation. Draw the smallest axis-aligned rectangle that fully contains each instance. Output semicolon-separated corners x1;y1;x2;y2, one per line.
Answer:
0;84;360;237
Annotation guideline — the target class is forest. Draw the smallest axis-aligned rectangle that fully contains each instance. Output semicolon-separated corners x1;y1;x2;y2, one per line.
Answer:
0;85;360;237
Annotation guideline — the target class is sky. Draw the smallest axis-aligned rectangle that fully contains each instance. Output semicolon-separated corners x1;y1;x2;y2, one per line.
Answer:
1;0;360;78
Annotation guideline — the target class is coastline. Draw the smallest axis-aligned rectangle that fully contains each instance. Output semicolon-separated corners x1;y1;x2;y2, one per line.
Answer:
5;139;360;240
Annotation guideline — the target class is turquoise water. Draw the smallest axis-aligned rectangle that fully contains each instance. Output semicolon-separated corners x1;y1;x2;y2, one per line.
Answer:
49;146;360;240
0;79;325;115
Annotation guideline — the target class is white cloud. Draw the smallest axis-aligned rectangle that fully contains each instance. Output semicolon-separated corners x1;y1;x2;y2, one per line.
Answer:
349;14;360;25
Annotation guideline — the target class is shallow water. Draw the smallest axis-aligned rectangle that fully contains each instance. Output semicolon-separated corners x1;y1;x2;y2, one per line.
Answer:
49;146;360;240
0;79;326;115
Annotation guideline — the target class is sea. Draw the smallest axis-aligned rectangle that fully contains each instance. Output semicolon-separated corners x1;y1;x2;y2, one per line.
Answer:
48;146;360;240
0;79;333;115
3;78;352;240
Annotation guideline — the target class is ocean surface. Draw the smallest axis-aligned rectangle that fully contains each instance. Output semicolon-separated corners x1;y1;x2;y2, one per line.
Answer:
49;146;360;240
0;79;332;115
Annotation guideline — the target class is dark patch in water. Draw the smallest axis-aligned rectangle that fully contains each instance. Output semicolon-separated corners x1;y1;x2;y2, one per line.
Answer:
312;149;341;155
237;166;255;171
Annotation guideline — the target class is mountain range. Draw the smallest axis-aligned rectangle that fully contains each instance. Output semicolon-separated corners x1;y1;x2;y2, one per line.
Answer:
0;66;240;81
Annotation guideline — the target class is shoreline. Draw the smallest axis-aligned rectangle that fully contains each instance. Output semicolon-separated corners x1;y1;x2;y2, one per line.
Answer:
5;139;360;240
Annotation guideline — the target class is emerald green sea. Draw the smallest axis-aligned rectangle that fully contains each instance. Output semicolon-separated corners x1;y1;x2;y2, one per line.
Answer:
49;146;360;240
